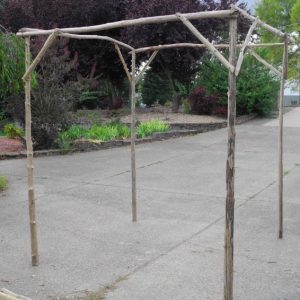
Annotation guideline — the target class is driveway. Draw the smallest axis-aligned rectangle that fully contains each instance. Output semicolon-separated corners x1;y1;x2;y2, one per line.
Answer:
0;111;300;299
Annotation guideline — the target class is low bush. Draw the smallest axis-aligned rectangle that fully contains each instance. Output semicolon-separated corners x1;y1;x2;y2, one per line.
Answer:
137;119;170;138
58;119;170;148
188;87;218;115
0;176;8;192
85;124;130;141
182;98;191;114
3;123;24;139
58;123;130;149
193;54;280;116
141;71;172;106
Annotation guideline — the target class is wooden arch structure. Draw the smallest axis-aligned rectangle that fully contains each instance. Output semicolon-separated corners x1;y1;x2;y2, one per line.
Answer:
17;6;293;300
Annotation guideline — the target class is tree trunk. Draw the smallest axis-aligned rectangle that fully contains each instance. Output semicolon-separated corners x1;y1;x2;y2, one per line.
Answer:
108;79;118;109
163;66;180;113
172;92;181;113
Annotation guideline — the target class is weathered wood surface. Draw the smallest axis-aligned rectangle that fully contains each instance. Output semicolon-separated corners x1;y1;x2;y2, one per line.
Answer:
0;289;32;300
278;37;288;239
115;44;132;82
17;10;235;36
134;42;284;53
235;18;259;76
232;5;294;43
135;51;159;84
131;51;137;222
224;17;237;300
24;38;39;267
248;49;282;78
59;33;134;50
177;13;235;73
23;31;58;81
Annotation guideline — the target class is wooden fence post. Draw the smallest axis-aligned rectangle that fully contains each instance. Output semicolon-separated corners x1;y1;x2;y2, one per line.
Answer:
131;51;137;222
224;17;237;300
24;37;39;266
278;37;288;239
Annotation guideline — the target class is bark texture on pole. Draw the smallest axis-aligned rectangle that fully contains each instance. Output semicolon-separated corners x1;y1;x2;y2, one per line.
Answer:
235;18;259;76
115;44;132;82
134;42;284;54
131;51;137;222
278;38;288;239
23;31;58;81
248;49;282;78
177;13;234;73
17;10;235;37
224;17;237;300
135;50;159;84
24;37;39;266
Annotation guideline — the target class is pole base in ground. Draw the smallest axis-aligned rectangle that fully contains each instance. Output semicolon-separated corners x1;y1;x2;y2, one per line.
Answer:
31;255;39;267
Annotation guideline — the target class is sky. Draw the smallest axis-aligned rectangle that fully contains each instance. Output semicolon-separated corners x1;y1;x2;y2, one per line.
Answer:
242;0;261;11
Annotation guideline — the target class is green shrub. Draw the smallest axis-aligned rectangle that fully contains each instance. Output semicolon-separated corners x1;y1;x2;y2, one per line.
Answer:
0;176;8;192
194;54;280;116
183;98;191;114
58;120;170;149
137;119;170;138
58;123;130;148
83;123;130;141
3;123;24;139
141;71;172;106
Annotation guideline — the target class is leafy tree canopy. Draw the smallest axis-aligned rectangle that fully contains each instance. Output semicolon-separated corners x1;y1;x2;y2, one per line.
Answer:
255;0;299;79
0;33;25;110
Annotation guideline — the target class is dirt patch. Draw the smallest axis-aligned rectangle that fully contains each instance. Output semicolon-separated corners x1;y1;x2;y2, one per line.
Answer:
0;137;25;153
73;108;225;126
121;112;225;124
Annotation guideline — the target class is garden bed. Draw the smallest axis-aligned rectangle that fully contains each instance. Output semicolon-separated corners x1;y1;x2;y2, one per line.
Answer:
0;114;256;160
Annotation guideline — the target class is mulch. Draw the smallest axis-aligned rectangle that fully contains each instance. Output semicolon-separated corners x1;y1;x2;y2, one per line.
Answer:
0;137;25;153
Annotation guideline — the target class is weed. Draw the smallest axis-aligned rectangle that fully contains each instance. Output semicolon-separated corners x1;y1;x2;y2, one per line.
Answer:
3;123;24;139
0;176;8;192
137;119;170;138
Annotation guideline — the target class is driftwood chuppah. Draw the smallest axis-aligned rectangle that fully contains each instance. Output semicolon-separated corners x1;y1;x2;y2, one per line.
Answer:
17;5;292;300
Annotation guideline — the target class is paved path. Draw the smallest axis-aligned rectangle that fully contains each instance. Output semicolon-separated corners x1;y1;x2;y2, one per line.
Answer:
264;106;300;127
0;113;300;299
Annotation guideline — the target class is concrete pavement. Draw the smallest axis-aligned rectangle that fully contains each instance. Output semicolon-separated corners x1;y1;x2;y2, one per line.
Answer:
0;111;300;299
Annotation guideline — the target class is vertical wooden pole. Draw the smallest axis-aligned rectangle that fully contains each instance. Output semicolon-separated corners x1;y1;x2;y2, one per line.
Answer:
278;37;288;239
131;51;137;222
224;17;237;300
25;37;39;266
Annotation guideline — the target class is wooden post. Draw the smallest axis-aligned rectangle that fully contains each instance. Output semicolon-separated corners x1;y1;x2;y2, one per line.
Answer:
131;51;137;222
24;37;39;266
278;37;288;239
114;44;132;82
224;17;237;300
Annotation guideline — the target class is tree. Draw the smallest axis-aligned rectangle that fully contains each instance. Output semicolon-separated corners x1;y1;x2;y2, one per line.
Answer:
255;0;299;79
0;32;26;113
0;0;129;108
122;0;249;112
193;53;280;116
291;0;300;29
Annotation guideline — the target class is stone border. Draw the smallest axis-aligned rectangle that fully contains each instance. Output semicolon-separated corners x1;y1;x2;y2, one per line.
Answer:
0;114;256;160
